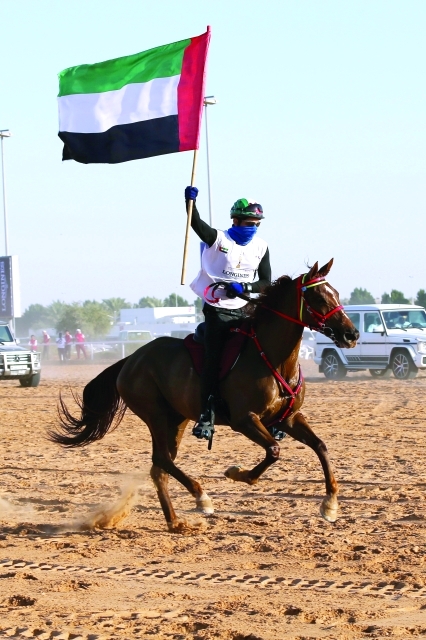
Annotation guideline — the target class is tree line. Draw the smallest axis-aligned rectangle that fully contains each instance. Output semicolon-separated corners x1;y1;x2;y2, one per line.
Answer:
345;287;426;306
15;294;198;337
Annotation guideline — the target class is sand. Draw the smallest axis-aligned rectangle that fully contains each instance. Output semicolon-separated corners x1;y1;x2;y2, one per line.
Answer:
0;360;425;639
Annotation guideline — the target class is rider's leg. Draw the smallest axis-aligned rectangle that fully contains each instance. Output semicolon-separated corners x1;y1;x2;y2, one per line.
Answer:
193;305;245;439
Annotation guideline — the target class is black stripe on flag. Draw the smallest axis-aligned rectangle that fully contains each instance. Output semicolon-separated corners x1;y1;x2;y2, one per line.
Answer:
59;115;180;164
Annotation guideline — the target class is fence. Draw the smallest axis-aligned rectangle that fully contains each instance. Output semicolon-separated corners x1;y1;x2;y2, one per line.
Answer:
36;338;315;362
31;340;151;362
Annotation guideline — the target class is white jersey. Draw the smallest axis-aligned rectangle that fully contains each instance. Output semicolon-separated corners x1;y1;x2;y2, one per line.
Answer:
190;229;268;309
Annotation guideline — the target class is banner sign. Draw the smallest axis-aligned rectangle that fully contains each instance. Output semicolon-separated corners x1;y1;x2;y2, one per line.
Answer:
0;256;21;319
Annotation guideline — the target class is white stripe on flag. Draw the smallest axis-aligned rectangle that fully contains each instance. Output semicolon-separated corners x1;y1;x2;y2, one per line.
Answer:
58;75;180;134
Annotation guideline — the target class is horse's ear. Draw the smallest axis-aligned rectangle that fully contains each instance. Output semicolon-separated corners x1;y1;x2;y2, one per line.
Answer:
307;262;319;279
318;258;334;277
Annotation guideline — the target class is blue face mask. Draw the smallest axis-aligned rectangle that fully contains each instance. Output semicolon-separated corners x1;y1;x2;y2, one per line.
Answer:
227;224;258;246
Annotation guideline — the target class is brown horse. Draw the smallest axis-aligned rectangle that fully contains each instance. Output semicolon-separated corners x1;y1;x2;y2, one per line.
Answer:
50;259;358;532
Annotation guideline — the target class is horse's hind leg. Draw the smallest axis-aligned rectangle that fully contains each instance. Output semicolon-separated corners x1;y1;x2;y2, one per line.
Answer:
148;413;214;532
284;412;338;523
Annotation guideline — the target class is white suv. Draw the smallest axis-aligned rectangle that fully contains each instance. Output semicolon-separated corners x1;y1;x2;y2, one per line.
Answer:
0;323;41;386
314;304;426;380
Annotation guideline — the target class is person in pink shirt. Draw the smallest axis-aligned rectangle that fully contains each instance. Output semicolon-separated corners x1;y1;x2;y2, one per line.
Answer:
29;335;38;352
64;330;73;360
75;329;87;359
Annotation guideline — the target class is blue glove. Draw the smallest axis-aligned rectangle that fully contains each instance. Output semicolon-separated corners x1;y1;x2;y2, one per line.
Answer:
226;282;245;298
185;186;198;201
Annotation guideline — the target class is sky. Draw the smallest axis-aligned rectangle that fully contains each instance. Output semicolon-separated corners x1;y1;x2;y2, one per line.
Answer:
1;0;425;311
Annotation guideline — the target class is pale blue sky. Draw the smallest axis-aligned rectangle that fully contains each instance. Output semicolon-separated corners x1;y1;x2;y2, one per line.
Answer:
1;0;425;309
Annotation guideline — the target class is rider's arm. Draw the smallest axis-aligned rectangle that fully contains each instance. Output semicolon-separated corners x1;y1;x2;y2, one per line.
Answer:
249;248;271;293
187;201;217;247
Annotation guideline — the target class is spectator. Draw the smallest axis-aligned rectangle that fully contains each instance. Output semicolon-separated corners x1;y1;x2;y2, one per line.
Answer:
75;329;87;360
56;332;66;363
64;330;73;360
29;334;38;352
42;330;50;360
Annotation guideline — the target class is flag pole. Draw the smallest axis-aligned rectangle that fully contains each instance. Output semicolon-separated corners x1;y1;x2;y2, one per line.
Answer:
181;149;198;284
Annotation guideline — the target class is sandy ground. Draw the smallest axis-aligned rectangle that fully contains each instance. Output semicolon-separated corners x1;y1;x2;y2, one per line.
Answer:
0;359;425;640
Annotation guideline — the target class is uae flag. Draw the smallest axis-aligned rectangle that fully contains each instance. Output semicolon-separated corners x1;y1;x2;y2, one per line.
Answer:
58;28;210;164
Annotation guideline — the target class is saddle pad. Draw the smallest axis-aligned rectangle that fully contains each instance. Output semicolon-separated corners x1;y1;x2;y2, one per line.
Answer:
183;323;249;380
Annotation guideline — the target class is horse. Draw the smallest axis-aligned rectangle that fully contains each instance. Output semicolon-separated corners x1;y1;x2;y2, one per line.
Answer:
50;259;359;532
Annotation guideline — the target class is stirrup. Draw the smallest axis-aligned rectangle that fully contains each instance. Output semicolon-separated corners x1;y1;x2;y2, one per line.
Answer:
267;426;287;441
192;422;215;441
193;396;216;442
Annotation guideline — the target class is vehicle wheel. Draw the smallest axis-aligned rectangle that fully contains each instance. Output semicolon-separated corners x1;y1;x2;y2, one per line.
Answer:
369;368;391;378
19;372;41;387
322;352;347;380
390;351;417;380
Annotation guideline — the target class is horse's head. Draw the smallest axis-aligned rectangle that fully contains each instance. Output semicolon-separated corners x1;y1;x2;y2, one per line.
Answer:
300;259;359;349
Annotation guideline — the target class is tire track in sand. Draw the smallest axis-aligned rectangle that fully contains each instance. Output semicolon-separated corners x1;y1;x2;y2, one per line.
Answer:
1;557;425;599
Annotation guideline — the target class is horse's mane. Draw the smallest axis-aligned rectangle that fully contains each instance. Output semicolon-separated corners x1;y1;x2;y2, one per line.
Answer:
245;275;294;320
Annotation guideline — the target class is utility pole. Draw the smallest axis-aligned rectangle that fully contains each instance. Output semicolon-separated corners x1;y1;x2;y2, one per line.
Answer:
203;97;217;227
0;130;11;255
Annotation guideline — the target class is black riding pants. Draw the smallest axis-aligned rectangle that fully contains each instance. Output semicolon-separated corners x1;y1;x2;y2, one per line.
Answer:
200;303;247;410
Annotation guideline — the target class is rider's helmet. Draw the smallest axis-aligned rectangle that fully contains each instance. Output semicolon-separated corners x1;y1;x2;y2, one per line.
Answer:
230;198;264;220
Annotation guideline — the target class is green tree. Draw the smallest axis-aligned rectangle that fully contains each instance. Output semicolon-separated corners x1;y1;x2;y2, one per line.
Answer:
15;303;49;334
55;301;110;337
46;300;68;326
381;289;409;304
194;297;203;313
348;288;375;304
415;289;426;307
102;297;132;323
137;296;164;308
81;300;111;336
163;293;190;307
55;303;84;334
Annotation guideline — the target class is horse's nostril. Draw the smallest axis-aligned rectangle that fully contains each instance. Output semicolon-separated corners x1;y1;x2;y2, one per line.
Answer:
344;331;358;343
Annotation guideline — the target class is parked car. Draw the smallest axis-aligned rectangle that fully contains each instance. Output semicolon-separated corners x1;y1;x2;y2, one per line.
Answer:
0;323;41;386
314;304;426;380
299;328;315;360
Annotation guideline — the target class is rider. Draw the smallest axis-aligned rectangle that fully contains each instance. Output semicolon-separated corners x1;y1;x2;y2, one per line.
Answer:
185;186;272;440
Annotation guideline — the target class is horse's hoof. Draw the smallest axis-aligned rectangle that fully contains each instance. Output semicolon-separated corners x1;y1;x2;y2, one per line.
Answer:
167;519;205;534
320;496;338;523
224;465;242;481
196;492;214;514
224;466;257;485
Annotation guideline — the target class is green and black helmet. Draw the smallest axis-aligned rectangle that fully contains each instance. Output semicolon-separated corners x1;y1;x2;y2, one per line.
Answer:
230;198;264;220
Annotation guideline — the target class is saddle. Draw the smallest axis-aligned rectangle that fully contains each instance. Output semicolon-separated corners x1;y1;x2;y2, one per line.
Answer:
183;321;249;380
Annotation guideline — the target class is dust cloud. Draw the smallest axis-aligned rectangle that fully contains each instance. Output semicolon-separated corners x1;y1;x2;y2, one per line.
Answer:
0;496;35;520
68;476;149;532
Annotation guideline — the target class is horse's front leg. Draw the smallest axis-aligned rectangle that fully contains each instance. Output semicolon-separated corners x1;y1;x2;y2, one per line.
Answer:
284;412;338;523
225;412;280;485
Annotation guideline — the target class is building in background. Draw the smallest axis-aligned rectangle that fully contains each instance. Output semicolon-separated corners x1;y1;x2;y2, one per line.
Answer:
113;306;197;340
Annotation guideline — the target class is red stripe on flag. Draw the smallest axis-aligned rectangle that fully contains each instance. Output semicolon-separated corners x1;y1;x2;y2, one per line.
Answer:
178;27;211;152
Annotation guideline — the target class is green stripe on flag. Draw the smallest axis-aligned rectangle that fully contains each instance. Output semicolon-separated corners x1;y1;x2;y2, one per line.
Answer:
58;38;190;97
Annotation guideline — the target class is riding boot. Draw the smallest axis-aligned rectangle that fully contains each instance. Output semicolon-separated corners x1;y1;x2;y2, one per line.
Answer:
192;395;215;440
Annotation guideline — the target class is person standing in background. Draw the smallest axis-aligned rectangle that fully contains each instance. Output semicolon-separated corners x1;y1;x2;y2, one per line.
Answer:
29;335;38;353
64;330;73;360
56;332;66;363
42;331;50;360
75;329;87;360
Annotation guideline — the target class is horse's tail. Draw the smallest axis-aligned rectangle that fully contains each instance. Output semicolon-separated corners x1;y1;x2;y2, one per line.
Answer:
48;358;129;448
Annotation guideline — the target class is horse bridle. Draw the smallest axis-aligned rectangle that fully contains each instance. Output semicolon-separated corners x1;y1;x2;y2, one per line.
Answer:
205;274;344;341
